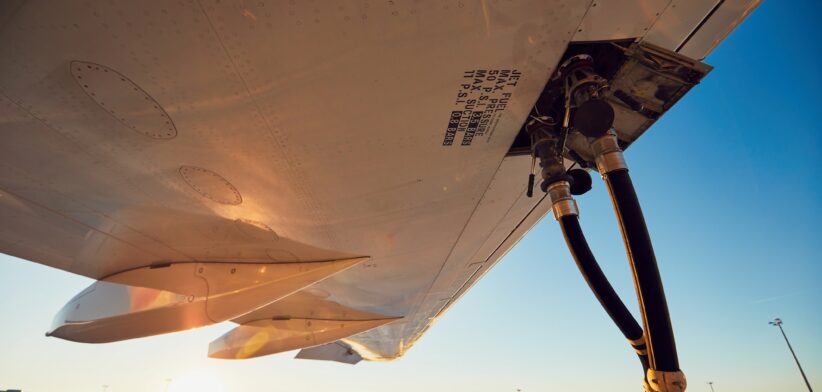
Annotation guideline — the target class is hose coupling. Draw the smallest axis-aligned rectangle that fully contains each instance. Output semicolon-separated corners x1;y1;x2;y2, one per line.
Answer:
590;130;627;175
646;369;687;392
547;180;578;220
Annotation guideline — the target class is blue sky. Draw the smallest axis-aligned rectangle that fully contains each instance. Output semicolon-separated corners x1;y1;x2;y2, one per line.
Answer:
1;1;820;391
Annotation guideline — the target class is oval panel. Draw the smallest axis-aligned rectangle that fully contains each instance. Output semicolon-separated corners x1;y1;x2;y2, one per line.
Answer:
70;61;177;139
234;218;279;241
179;166;242;205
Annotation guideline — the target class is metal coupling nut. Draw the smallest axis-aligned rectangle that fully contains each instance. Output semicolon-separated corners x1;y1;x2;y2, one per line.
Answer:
547;180;578;220
590;131;627;174
646;369;687;392
595;151;627;175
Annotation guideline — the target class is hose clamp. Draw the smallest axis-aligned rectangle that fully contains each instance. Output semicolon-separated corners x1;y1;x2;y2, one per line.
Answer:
646;369;687;392
628;335;648;355
590;131;628;175
547;180;579;220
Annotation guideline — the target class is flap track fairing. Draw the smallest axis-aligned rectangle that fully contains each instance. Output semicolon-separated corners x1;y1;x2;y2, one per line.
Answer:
46;257;367;343
208;317;400;360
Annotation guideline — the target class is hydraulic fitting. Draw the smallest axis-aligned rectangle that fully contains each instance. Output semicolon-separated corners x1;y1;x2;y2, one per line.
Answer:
547;180;578;220
590;130;627;175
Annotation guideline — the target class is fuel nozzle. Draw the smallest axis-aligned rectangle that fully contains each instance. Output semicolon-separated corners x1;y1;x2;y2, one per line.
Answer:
558;55;607;103
557;54;613;132
525;116;567;193
525;53;612;198
557;54;620;174
522;114;574;218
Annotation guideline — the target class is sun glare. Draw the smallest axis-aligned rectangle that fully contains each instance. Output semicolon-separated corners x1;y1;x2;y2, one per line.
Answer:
167;370;226;392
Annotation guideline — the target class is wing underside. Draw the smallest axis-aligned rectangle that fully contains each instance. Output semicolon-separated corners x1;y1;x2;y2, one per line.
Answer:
0;0;758;360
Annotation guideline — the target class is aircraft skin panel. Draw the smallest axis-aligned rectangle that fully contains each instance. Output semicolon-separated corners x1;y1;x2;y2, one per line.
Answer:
571;0;762;60
571;0;672;42
1;0;581;275
342;156;552;360
361;155;546;359
671;0;761;60
640;0;725;51
0;0;758;360
0;0;591;355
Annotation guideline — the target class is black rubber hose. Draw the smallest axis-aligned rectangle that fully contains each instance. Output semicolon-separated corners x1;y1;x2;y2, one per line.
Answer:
558;215;649;374
604;169;679;372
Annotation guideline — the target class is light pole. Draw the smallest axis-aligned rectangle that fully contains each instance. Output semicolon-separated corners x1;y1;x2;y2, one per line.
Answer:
769;318;813;392
707;381;715;392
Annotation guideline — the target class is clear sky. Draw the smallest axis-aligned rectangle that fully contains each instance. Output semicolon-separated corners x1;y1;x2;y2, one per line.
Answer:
1;1;820;391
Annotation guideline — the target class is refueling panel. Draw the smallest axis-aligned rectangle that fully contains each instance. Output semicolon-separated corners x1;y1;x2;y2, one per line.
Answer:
509;41;712;165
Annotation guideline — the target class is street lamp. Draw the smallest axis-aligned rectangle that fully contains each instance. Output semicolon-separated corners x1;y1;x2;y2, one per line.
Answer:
769;318;813;392
707;381;715;392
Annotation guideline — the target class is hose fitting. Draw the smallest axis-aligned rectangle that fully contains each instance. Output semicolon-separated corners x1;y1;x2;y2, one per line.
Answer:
547;180;578;220
590;130;627;175
646;369;687;392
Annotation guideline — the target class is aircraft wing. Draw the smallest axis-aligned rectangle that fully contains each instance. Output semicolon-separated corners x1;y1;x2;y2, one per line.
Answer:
0;0;758;361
